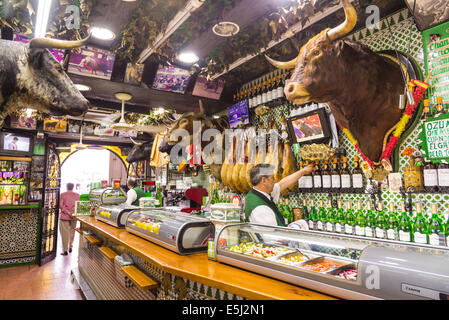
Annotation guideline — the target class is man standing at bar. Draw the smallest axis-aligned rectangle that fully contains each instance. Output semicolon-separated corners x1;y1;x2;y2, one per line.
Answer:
59;182;80;256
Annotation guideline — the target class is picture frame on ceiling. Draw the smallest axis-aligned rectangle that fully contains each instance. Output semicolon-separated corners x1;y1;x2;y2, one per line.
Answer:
124;62;145;85
67;46;116;80
405;0;449;31
192;75;225;100
43;119;67;132
152;64;192;94
9;115;37;130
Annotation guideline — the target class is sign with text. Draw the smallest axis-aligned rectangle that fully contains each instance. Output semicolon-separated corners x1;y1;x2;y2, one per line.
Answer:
419;113;449;162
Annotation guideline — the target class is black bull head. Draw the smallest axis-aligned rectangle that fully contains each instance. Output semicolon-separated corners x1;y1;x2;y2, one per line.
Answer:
266;0;407;163
126;138;153;163
0;34;91;122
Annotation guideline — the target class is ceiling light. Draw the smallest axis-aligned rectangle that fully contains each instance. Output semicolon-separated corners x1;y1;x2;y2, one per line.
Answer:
91;27;115;40
75;84;91;91
212;21;240;37
178;51;199;64
35;0;52;38
154;107;165;115
26;108;33;117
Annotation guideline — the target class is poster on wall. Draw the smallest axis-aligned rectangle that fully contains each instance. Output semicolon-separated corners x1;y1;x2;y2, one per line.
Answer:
43;119;67;132
68;46;115;80
13;33;65;62
405;0;449;31
10;115;36;130
192;76;225;100
423;21;449;106
152;65;191;94
124;63;144;85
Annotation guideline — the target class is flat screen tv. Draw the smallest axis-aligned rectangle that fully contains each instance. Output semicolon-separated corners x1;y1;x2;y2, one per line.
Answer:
286;107;331;145
192;75;225;100
228;100;249;128
13;33;65;62
0;132;33;155
152;65;191;94
67;46;115;80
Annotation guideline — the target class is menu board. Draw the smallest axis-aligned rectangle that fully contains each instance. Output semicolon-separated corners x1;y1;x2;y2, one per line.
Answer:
420;115;449;161
423;21;449;105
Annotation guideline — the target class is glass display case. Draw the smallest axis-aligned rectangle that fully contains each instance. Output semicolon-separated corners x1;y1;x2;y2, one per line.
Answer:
95;204;138;228
125;209;215;255
88;187;126;205
214;223;449;300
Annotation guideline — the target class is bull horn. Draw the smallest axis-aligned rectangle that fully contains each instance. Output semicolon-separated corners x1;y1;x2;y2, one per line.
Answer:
29;32;92;49
129;137;143;146
199;99;205;115
326;0;357;41
264;54;298;70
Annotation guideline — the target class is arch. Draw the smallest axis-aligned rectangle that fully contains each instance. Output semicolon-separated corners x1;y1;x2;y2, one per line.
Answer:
59;144;130;169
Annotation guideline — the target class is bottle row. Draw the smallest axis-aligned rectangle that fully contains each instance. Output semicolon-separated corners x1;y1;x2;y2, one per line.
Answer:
422;97;449;119
284;198;449;247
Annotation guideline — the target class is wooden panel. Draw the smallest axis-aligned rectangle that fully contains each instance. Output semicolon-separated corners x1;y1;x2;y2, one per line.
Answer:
0;156;31;161
76;216;336;300
121;265;159;290
98;246;117;261
84;235;101;245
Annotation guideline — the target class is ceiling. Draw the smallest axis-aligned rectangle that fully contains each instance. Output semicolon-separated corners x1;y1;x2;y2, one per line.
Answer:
3;0;408;122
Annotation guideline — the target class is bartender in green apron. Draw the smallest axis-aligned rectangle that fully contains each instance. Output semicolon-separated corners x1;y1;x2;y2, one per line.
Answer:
125;177;145;206
244;163;315;226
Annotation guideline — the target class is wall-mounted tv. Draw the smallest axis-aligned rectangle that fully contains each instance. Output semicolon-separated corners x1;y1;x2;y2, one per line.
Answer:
0;132;33;156
152;65;191;94
13;33;65;62
286;107;331;145
192;75;225;100
67;46;115;80
228;100;249;128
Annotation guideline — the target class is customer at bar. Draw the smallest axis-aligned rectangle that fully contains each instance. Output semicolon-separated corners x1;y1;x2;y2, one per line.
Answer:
125;177;145;206
59;182;80;256
244;163;315;226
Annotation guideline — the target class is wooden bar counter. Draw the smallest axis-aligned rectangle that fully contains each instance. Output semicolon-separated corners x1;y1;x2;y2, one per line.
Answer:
76;216;336;300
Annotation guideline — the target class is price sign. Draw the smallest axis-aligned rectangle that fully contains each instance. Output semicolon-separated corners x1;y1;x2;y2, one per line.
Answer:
419;113;449;162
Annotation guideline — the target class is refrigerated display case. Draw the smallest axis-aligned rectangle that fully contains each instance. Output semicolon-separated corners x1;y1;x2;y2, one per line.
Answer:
214;223;449;300
95;204;138;228
125;209;215;255
89;187;126;205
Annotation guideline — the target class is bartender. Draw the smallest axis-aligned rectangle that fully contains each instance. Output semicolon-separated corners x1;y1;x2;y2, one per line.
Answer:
244;163;315;226
125;177;145;206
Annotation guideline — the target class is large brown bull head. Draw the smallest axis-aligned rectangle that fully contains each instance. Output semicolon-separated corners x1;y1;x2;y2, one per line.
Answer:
265;0;405;162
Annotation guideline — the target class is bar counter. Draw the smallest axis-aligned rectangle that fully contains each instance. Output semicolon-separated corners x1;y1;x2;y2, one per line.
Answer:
75;216;336;300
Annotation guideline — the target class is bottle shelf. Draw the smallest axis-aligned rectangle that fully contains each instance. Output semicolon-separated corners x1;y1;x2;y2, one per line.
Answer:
288;187;379;196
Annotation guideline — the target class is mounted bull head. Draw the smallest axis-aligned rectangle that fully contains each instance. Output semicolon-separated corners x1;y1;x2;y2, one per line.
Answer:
126;137;153;163
265;0;407;162
0;33;91;122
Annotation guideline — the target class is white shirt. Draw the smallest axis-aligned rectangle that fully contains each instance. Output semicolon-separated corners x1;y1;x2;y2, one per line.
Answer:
248;183;285;226
125;188;137;205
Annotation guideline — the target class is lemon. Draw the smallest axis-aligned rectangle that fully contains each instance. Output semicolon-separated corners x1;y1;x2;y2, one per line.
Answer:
146;223;153;232
141;222;147;229
153;224;160;234
135;221;141;228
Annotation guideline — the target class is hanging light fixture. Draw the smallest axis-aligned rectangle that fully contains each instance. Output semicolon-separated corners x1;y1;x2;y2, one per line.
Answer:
110;92;135;131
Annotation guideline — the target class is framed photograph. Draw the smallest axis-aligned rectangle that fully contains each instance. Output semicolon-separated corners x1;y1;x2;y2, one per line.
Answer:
228;100;249;128
94;125;115;136
117;130;138;138
30;172;44;189
32;156;45;172
152;64;191;94
405;0;449;31
286;107;332;145
13;161;29;172
67;46;115;80
192;75;225;100
10;115;37;130
43;119;67;132
124;63;144;85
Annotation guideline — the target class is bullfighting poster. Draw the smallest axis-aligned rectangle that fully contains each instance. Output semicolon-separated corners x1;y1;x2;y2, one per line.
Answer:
68;46;115;80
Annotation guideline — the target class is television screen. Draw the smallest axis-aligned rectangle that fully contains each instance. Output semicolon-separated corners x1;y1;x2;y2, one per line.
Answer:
228;100;249;128
3;134;31;152
287;108;331;144
192;75;225;100
13;33;65;63
67;46;115;80
152;65;191;94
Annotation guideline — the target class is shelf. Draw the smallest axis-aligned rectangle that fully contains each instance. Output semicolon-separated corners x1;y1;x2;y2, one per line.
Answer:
84;235;101;246
0;205;39;210
288;188;377;196
99;246;117;261
121;265;159;290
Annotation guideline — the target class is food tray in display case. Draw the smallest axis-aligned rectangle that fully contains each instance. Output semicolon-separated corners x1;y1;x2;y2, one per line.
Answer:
125;209;215;255
95;204;138;228
214;223;449;300
88;187;126;205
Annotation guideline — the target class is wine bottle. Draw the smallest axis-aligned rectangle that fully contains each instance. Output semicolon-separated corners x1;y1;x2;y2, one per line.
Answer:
386;202;399;240
355;201;366;236
352;155;364;190
423;99;430;119
325;199;336;232
304;160;313;190
322;160;331;190
302;199;309;221
244;88;248;104
256;81;263;106
233;94;237;104
437;162;449;192
278;198;285;213
277;72;285;101
330;157;341;190
335;200;345;233
423;160;438;192
297;161;306;191
344;201;355;235
375;202;387;239
252;83;257;108
155;184;163;208
413;202;429;244
261;79;268;104
267;78;273;104
428;204;444;246
308;199;318;230
313;160;322;190
435;96;444;117
284;198;293;224
398;202;412;242
341;156;352;190
247;87;253;108
317;200;326;231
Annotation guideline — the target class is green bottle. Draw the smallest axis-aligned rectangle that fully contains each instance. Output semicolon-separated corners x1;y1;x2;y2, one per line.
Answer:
308;200;318;230
355;201;366;236
428;204;444;246
317;200;326;231
283;198;293;224
301;199;309;220
155;184;163;208
210;183;220;204
375;202;387;239
398;203;412;242
365;201;376;238
386;202;399;240
344;201;355;235
278;198;285;213
413;202;429;244
335;200;345;233
325;200;336;232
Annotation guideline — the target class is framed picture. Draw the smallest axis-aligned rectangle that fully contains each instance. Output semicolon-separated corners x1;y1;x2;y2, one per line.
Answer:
117;130;138;138
152;64;191;94
228;100;249;128
32;156;45;172
10;115;37;130
30;172;44;189
43;119;67;132
124;63;144;85
192;76;225;100
67;46;115;80
13;161;29;172
33;140;45;156
94;125;115;136
405;0;449;31
286;107;332;145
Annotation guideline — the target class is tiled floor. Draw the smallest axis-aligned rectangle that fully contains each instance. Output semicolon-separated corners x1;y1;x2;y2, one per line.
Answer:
0;227;84;300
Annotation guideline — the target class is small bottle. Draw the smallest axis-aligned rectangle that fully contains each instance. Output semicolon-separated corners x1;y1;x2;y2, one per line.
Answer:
435;96;444;117
312;160;322;189
375;202;387;239
317;200;326;231
351;156;365;190
340;156;351;191
355;201;366;236
277;72;285;101
423;160;438;192
321;160;331;190
335;200;345;234
437;162;449;192
365;201;376;238
330;157;341;190
413;202;429;244
304;160;314;190
308;199;318;230
325;200;335;232
398;203;412;242
344;201;355;235
428;204;443;246
386;202;399;240
423;99;431;119
297;161;306;191
302;199;309;221
266;78;273;103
